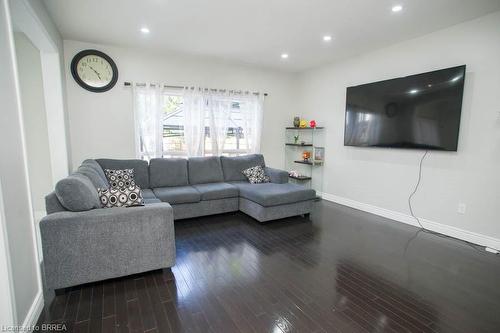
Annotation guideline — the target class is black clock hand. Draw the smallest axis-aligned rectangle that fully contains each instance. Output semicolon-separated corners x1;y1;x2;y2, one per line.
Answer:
89;65;102;80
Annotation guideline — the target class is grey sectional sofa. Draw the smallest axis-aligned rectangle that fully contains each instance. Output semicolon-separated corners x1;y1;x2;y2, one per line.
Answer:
66;154;315;221
40;154;315;290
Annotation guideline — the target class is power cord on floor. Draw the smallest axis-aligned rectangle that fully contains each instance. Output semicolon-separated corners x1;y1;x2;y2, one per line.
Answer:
404;150;487;255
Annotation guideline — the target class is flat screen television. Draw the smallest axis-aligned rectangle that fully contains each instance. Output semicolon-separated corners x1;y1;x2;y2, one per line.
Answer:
344;65;466;151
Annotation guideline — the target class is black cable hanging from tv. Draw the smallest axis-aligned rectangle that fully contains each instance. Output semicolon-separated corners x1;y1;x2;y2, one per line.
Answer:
404;150;487;255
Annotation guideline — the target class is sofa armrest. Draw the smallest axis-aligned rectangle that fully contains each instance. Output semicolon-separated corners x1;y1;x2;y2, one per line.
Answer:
265;167;289;184
40;203;175;289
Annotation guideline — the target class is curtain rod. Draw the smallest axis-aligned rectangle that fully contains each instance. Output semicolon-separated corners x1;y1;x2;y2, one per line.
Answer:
123;81;268;96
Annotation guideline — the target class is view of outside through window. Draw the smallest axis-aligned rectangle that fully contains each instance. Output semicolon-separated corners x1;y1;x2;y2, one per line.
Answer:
161;94;249;157
162;94;185;156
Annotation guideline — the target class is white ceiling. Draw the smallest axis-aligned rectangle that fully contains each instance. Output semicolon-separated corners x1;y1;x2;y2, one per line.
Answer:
43;0;500;72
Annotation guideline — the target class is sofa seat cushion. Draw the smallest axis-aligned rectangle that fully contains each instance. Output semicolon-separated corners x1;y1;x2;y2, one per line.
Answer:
231;182;316;207
193;182;239;200
144;198;162;204
153;186;201;204
136;189;159;204
141;188;157;200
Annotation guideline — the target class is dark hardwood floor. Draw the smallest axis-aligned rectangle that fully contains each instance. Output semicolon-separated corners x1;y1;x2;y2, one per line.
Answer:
35;200;500;332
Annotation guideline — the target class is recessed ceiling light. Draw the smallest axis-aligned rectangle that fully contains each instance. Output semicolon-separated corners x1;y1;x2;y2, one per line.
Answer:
323;35;332;42
281;53;289;59
392;5;403;12
409;89;419;94
140;27;150;34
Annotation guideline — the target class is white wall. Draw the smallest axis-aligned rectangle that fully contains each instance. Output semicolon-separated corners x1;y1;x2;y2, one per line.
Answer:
0;0;68;327
297;12;500;243
11;0;70;184
0;0;40;325
63;40;298;170
14;32;53;212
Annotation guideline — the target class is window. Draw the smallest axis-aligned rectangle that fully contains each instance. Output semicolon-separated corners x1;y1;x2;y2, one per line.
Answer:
162;93;185;156
161;93;250;157
134;85;263;160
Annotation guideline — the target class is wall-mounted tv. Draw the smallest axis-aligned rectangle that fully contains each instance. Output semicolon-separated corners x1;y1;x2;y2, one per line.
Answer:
344;65;466;151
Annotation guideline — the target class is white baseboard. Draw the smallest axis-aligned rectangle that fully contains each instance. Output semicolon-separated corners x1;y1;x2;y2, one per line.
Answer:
21;290;43;332
321;192;500;252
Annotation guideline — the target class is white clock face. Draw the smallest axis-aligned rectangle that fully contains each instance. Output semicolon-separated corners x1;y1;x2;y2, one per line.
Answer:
76;55;114;88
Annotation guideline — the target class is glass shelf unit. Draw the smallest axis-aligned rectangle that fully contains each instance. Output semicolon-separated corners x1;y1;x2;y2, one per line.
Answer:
285;127;324;196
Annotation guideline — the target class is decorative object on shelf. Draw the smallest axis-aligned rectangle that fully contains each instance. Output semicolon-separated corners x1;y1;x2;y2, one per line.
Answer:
313;147;325;162
293;116;300;127
285;126;324;130
310;120;317;128
285;125;324;193
71;49;118;93
293;134;300;144
302;151;311;162
288;170;312;181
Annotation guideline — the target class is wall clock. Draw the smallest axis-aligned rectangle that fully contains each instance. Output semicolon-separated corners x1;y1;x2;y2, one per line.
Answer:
70;49;118;93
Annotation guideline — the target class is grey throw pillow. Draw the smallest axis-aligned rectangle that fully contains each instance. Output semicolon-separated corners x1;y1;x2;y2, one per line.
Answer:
98;185;144;208
104;169;136;189
242;165;271;184
55;174;101;211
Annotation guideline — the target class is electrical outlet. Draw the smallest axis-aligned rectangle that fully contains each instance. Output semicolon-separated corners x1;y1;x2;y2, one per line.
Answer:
457;203;466;214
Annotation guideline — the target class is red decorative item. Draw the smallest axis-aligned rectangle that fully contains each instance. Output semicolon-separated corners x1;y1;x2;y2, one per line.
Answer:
309;120;317;128
302;151;311;161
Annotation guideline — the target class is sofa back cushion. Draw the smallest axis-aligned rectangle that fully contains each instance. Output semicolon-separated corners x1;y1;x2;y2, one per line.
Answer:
188;156;224;184
149;158;189;187
220;154;266;182
82;159;107;183
55;174;101;212
96;159;149;188
77;164;109;190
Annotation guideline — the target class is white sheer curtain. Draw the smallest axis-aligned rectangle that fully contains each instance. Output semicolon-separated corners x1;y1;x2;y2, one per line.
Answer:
208;91;232;156
133;84;265;158
133;84;163;160
183;87;206;157
240;93;264;154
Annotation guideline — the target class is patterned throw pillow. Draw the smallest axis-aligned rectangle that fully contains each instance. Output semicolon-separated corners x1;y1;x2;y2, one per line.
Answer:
242;165;271;184
98;185;144;208
104;169;136;189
